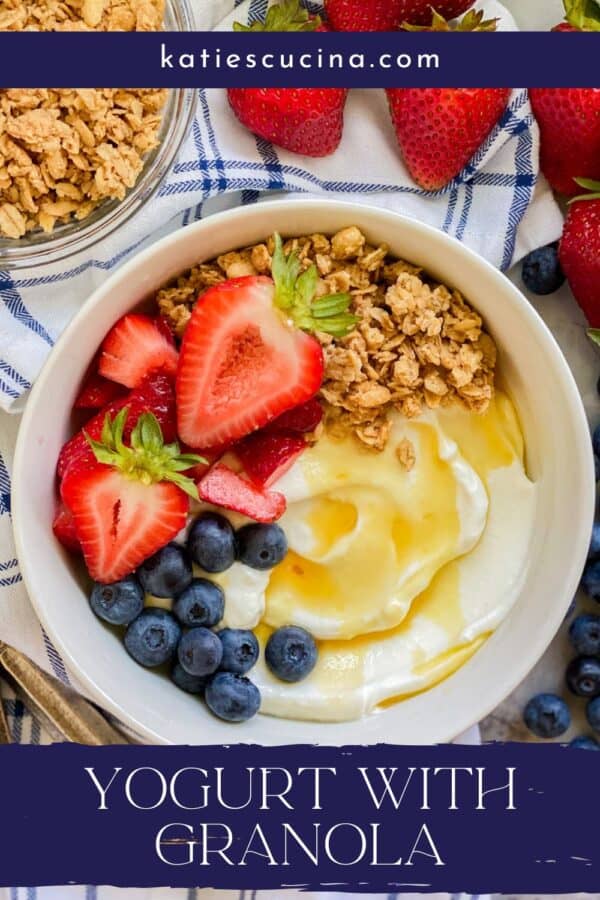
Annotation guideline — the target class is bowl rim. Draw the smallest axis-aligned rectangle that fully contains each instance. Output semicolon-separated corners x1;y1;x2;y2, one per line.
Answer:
12;197;596;743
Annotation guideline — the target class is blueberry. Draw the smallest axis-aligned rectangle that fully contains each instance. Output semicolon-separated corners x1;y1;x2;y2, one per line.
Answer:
590;522;600;559
523;693;571;738
171;662;207;694
566;656;600;698
124;608;181;668
582;558;600;601
218;628;259;674
587;696;600;734
89;576;144;625
188;512;236;573
593;424;600;459
137;543;192;598
178;627;222;677
173;579;225;628
236;523;288;570
569;614;600;656
265;625;317;683
205;672;261;722
521;244;565;295
569;735;600;750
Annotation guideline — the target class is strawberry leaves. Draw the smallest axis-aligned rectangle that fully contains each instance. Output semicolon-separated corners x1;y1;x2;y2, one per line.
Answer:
233;0;321;32
572;178;600;202
86;408;206;500
563;0;600;30
271;233;357;337
402;8;499;31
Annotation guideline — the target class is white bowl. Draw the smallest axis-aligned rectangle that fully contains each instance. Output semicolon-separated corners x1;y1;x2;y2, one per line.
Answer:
12;199;595;745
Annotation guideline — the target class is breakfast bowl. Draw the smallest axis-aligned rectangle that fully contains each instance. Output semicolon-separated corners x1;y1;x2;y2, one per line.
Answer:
12;198;595;744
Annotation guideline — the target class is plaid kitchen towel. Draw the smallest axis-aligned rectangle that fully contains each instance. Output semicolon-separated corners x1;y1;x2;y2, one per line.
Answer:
0;0;564;414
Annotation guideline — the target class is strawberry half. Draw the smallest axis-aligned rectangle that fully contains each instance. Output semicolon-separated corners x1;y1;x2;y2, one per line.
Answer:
61;409;205;583
198;463;286;523
74;372;128;410
176;233;356;449
52;504;81;553
58;371;176;480
234;430;306;487
99;313;178;388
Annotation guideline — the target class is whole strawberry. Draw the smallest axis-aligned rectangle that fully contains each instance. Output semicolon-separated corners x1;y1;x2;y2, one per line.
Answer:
386;11;509;190
530;1;600;195
227;0;347;157
324;0;475;30
559;180;600;327
387;87;510;191
530;88;600;196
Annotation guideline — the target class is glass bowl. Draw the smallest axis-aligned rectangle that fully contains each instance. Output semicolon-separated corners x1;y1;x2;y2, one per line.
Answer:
0;0;196;270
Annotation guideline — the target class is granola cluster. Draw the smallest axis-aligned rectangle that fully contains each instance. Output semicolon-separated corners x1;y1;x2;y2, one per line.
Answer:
158;226;497;451
0;88;167;238
0;0;163;31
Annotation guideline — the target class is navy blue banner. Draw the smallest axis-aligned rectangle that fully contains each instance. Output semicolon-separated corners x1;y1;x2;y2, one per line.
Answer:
0;32;597;87
0;741;598;891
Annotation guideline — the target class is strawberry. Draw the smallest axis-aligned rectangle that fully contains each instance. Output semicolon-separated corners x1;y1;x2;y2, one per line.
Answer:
385;11;509;191
325;0;474;30
58;371;176;480
74;372;128;410
227;1;347;157
530;88;600;196
61;409;205;583
387;86;510;191
559;180;600;327
552;0;600;31
176;232;355;449
264;397;323;433
529;2;600;195
234;430;306;487
198;463;286;523
99;313;178;388
52;504;81;553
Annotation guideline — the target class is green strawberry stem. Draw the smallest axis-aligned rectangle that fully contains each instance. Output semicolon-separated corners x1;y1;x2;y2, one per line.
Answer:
587;328;600;349
402;8;498;31
271;233;358;337
233;0;320;32
563;0;600;30
571;178;600;203
86;409;206;500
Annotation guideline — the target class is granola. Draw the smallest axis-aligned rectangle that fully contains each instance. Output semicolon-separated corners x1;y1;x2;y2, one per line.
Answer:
158;226;497;450
0;0;163;31
0;0;166;239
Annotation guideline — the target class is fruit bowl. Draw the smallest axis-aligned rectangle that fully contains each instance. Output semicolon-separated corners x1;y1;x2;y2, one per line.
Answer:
12;199;595;744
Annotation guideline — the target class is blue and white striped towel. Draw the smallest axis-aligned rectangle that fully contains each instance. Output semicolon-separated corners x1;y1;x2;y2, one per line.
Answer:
0;0;564;414
0;0;565;715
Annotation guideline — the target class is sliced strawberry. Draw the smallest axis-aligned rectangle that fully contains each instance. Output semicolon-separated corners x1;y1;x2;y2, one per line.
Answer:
63;467;188;583
234;430;306;487
99;313;178;388
264;397;323;434
61;409;204;583
177;234;356;449
57;371;176;480
52;504;81;553
198;463;286;523
74;372;128;410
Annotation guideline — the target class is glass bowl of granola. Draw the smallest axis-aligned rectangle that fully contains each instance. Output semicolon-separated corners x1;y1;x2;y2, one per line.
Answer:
12;199;594;744
0;0;195;268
